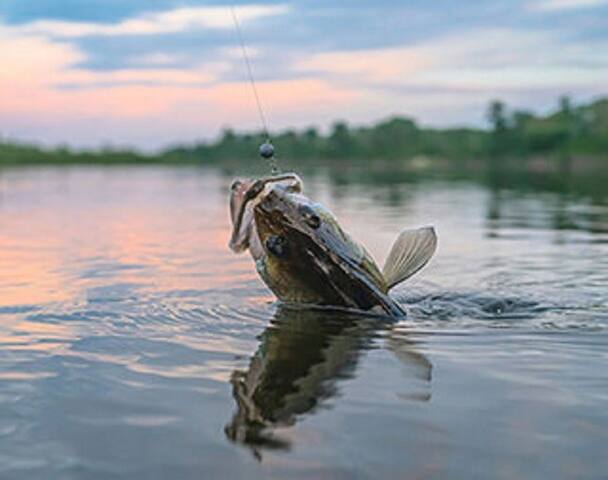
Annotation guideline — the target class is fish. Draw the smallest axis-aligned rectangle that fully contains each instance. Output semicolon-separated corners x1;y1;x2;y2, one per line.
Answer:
228;173;437;317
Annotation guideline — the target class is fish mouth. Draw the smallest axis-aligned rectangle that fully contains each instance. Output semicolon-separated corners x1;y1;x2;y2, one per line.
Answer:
229;173;302;252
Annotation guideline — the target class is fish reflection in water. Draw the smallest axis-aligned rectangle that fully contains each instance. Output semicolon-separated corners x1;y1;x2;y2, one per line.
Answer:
225;306;432;458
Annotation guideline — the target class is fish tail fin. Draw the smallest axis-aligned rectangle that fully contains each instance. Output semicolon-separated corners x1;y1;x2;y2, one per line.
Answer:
382;226;437;291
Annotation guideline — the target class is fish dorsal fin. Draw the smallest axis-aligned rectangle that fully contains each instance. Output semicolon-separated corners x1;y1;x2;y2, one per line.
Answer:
382;226;437;290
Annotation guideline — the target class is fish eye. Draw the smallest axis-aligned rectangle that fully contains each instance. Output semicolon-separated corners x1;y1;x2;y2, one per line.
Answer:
299;205;321;229
265;235;287;258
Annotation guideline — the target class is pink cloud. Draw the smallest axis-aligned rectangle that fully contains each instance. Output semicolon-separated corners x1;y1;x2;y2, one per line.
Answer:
0;24;357;147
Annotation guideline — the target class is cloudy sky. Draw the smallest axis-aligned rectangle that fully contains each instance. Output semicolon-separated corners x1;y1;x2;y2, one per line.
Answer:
0;0;607;150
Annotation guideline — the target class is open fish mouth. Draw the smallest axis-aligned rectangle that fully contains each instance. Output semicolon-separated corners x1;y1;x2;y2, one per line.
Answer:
229;173;302;252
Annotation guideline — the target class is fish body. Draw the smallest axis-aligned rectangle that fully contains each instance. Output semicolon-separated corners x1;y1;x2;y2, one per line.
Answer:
229;174;436;317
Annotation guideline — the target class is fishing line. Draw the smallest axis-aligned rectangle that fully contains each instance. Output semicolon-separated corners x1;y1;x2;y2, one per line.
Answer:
230;6;279;174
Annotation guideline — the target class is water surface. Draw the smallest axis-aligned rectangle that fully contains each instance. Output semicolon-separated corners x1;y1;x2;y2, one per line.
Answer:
0;166;607;479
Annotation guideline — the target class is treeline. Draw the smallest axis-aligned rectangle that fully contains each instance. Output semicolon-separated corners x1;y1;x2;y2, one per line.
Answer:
168;96;608;163
0;143;159;165
486;96;608;157
1;96;606;166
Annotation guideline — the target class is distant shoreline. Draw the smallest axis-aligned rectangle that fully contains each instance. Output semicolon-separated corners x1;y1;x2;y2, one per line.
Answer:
1;96;606;168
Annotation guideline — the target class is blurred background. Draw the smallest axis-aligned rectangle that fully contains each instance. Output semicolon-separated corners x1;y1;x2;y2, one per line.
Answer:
0;0;606;154
0;2;607;479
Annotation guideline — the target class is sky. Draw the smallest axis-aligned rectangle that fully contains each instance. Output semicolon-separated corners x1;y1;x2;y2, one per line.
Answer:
0;0;607;150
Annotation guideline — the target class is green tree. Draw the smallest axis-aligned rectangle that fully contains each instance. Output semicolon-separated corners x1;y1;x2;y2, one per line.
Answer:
559;95;572;116
487;100;509;155
487;100;507;133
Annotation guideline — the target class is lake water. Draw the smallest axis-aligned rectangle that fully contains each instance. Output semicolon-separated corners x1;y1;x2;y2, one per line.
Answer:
0;165;607;479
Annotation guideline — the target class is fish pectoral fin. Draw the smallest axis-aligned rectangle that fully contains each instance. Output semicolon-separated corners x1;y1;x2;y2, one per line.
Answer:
382;226;437;290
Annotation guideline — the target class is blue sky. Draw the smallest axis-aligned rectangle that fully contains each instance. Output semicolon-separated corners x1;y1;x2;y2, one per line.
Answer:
0;0;606;149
